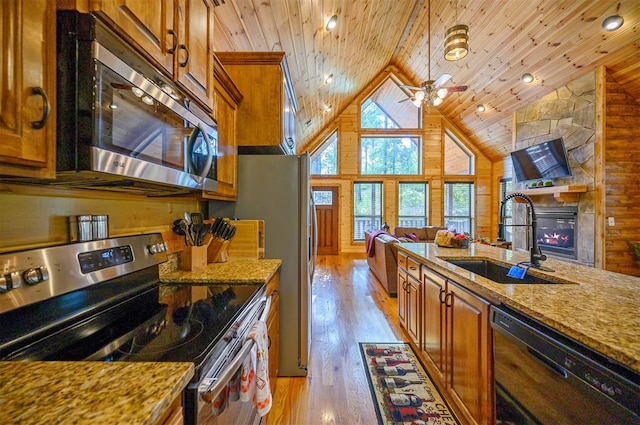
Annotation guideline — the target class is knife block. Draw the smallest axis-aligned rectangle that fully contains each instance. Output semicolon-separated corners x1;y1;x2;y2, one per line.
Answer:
207;238;230;263
182;245;209;271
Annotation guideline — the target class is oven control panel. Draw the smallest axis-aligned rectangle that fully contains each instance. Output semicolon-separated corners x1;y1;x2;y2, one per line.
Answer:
78;245;134;274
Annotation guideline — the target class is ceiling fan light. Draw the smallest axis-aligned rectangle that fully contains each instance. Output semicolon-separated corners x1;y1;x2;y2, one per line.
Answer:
602;15;624;31
326;15;338;31
437;88;448;99
412;98;422;107
414;90;426;101
433;97;443;106
444;25;469;61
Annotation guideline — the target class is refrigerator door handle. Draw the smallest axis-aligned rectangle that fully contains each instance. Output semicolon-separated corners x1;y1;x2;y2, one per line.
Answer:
310;195;318;279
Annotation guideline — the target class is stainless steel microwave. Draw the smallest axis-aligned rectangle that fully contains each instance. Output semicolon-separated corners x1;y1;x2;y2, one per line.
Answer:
54;11;217;195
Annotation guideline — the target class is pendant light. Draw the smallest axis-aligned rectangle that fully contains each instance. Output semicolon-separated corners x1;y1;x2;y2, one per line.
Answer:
444;0;469;61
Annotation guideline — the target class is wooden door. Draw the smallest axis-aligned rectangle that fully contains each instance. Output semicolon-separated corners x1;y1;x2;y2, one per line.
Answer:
447;280;492;425
0;0;56;178
175;0;214;110
313;186;339;255
90;0;175;75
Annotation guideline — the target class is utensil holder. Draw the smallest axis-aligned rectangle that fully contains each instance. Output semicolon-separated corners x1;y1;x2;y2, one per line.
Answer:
182;245;209;271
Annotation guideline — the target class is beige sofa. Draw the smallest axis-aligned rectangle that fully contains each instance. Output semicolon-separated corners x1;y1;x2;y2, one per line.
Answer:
365;226;446;296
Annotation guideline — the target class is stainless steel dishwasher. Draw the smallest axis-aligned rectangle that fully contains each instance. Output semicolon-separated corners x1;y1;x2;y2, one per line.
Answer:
491;305;639;425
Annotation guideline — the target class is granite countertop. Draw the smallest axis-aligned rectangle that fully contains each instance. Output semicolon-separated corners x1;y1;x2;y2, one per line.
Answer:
0;361;194;425
395;242;640;373
160;258;282;284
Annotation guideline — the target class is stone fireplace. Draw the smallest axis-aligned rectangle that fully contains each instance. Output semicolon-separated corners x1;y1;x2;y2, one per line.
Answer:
535;207;578;260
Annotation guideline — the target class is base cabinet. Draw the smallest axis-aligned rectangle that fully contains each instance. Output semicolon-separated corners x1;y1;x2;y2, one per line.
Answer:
397;253;421;346
265;272;280;422
420;264;493;425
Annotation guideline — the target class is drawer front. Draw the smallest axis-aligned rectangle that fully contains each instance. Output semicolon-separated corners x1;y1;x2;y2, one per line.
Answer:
406;256;421;280
398;253;408;270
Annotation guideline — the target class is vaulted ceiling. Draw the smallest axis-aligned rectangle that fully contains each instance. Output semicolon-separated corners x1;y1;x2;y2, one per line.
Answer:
213;0;640;161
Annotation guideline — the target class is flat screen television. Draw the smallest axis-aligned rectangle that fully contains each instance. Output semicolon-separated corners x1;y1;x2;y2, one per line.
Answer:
510;137;572;182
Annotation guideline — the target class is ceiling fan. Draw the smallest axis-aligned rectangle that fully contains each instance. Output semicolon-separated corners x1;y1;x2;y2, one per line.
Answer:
400;0;468;107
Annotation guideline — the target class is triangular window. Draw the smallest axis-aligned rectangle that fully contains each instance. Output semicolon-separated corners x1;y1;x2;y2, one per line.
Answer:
360;77;420;129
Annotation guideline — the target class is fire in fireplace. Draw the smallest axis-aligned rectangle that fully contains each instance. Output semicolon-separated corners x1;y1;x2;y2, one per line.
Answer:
536;207;578;259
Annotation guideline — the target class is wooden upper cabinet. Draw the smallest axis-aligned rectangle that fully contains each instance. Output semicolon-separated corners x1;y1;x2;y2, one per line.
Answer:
175;0;214;111
216;52;298;154
0;0;56;178
90;0;175;75
90;0;215;111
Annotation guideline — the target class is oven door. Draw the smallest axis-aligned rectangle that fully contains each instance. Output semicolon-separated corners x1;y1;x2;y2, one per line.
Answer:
190;293;273;425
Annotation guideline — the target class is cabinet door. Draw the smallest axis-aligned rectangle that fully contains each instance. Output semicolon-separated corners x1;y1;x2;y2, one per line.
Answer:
397;269;408;328
421;268;446;378
406;274;421;345
90;0;175;75
175;0;214;110
447;280;492;425
0;0;55;178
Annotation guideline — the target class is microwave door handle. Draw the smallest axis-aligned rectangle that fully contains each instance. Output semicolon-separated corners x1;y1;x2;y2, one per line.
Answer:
200;295;273;399
191;123;214;182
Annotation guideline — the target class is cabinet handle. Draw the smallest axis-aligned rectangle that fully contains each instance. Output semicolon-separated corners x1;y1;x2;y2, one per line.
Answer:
439;288;446;304
179;44;190;67
30;87;50;129
444;292;453;308
267;335;272;349
167;29;177;54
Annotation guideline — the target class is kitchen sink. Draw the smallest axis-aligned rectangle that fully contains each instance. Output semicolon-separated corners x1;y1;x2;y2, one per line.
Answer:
441;258;565;284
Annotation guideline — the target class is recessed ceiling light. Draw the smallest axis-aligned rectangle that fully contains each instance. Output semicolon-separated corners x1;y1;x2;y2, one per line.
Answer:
324;104;332;112
476;104;486;112
521;73;534;83
602;15;624;31
326;15;338;31
325;74;334;84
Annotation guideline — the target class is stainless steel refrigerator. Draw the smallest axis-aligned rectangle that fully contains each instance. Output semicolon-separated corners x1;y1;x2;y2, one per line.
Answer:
208;153;316;376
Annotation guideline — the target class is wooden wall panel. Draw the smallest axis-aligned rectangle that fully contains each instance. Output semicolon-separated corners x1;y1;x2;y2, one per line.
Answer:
604;72;640;276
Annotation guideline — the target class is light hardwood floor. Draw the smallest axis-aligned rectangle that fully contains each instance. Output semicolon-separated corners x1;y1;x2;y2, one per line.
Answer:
268;254;406;425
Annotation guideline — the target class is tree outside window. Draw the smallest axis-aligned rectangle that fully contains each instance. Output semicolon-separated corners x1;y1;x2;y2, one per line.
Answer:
399;182;429;227
360;137;420;175
444;182;474;235
311;131;338;175
353;182;382;241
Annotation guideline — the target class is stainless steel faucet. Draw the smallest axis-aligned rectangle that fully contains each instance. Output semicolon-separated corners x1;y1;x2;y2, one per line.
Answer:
498;192;552;270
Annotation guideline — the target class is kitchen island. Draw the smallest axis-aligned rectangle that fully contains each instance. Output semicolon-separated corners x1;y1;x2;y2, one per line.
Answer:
160;258;282;284
396;242;640;373
0;361;193;425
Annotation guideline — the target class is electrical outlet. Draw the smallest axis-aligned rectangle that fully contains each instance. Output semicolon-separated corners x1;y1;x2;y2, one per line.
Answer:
608;217;615;226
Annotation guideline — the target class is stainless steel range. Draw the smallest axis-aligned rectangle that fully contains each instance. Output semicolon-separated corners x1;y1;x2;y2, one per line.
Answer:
0;234;270;424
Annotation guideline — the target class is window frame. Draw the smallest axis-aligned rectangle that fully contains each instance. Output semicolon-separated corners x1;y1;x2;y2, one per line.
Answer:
398;181;430;227
443;128;475;176
352;181;383;241
499;178;513;242
311;130;338;176
443;181;475;235
359;134;422;176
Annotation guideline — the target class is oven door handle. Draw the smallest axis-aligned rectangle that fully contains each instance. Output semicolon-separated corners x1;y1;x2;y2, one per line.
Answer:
200;294;273;398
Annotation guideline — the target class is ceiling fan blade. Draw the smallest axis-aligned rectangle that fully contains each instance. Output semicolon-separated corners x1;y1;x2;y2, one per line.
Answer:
434;73;452;87
399;84;423;90
398;97;411;103
447;85;468;92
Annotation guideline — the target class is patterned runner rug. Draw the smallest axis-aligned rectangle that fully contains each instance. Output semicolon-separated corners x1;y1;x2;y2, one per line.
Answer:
359;342;461;425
